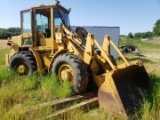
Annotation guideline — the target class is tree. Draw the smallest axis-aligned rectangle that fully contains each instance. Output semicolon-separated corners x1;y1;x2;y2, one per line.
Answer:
134;32;143;39
128;32;133;39
0;27;20;39
153;19;160;37
144;31;152;38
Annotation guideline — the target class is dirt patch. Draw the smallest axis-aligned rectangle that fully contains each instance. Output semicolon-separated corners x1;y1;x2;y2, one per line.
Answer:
141;48;160;58
0;40;8;50
147;36;160;41
144;36;160;44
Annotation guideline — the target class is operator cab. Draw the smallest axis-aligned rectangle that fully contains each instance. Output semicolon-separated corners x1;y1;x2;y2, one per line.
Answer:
21;3;70;49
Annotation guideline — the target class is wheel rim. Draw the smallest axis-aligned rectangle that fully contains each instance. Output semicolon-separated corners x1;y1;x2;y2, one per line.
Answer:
58;64;74;84
16;63;28;74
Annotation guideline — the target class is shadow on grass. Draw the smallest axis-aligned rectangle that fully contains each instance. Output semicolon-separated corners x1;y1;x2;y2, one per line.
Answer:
117;56;154;64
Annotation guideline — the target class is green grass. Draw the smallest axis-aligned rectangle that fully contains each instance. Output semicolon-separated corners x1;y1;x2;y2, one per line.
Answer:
106;57;160;120
0;49;72;119
118;38;160;119
115;37;160;119
0;73;72;119
139;74;160;120
0;42;160;119
119;38;160;49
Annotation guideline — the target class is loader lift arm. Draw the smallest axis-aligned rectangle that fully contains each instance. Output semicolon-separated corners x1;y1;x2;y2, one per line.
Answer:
58;24;150;117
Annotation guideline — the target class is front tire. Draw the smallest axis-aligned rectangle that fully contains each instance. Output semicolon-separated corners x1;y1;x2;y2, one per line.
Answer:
51;53;88;94
8;51;37;75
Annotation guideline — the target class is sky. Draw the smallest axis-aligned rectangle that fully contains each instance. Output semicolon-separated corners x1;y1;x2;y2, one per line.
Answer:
0;0;159;35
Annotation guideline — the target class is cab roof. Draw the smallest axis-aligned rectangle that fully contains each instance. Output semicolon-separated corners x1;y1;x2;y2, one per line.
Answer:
22;3;69;13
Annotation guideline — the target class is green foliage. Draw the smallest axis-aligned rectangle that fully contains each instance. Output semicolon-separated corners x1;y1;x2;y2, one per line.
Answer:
128;19;160;39
0;49;14;84
144;31;153;38
0;27;20;39
117;48;160;119
153;19;160;36
0;49;9;65
1;40;160;119
139;74;160;120
119;37;160;49
127;32;133;39
134;31;152;39
0;72;72;119
0;49;72;119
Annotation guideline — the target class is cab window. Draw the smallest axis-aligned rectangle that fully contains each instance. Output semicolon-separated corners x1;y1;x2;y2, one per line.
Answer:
36;14;49;33
54;8;70;28
22;11;31;33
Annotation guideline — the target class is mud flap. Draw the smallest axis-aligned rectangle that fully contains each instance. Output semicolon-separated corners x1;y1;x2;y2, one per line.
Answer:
98;65;150;117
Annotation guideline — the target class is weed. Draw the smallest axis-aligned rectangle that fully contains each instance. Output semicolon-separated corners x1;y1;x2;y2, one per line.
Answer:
119;38;160;49
0;40;160;119
0;49;72;119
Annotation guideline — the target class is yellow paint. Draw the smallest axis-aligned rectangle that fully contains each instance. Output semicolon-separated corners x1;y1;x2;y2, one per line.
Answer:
29;48;43;72
5;4;149;117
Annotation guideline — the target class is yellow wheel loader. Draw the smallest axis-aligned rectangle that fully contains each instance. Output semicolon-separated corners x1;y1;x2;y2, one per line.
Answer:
6;1;149;117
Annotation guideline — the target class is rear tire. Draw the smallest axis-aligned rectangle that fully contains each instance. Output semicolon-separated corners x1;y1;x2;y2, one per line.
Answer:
8;51;37;75
51;53;88;94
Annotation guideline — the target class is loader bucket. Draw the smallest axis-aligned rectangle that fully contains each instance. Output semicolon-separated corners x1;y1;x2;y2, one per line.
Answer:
98;64;150;117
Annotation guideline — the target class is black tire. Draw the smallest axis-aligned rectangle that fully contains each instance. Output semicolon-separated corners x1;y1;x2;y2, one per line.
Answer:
8;51;37;75
51;53;88;94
